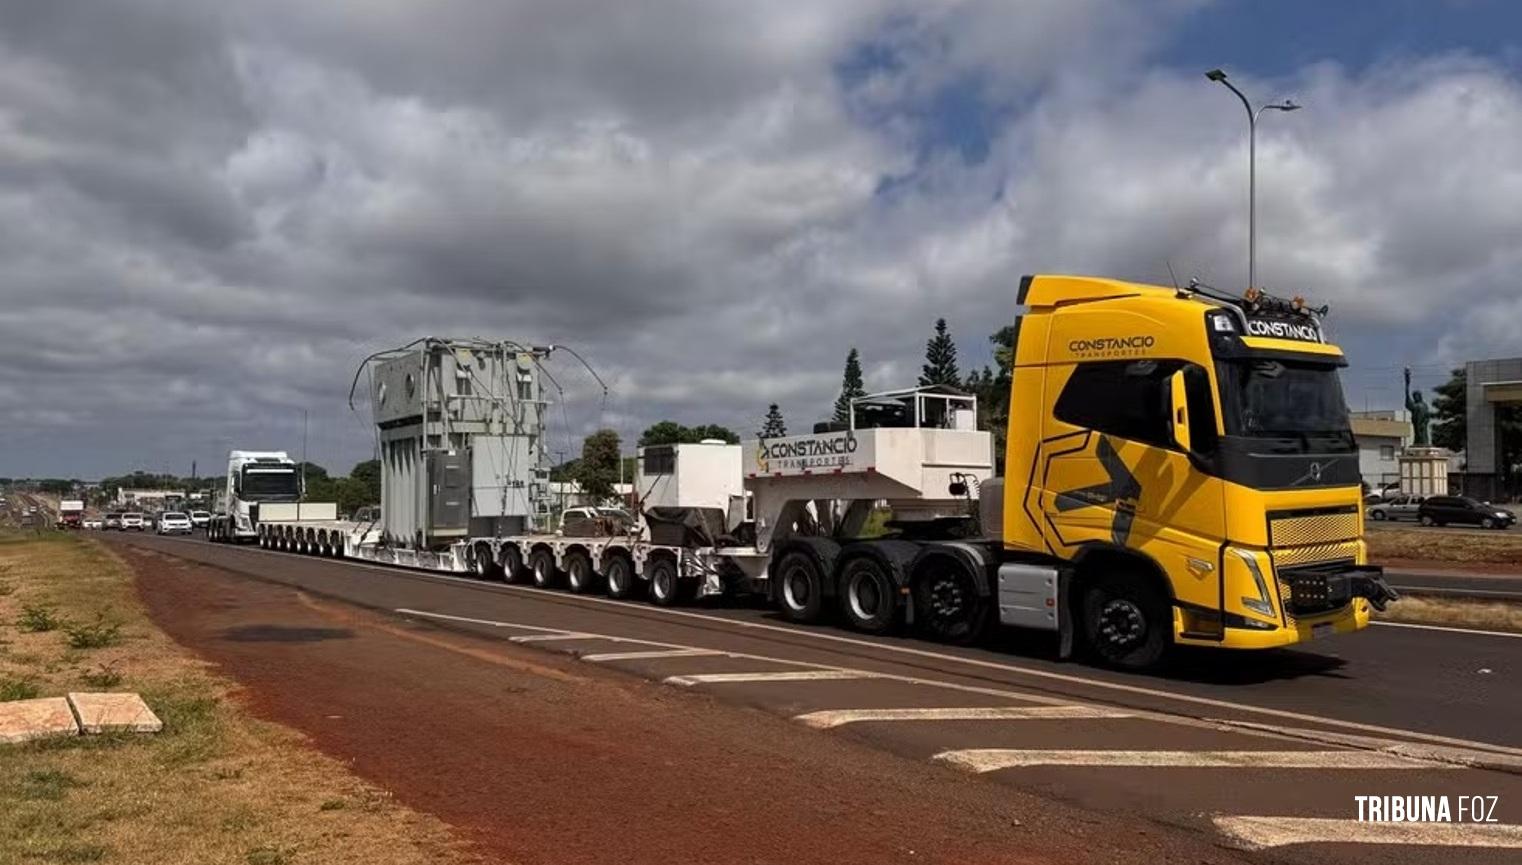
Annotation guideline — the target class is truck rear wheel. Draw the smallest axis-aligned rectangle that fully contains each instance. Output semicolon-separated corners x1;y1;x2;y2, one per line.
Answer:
604;554;638;599
648;557;682;607
775;550;826;623
471;542;499;579
530;549;560;588
1080;573;1169;670
500;546;526;583
565;550;597;594
838;557;897;634
911;554;988;645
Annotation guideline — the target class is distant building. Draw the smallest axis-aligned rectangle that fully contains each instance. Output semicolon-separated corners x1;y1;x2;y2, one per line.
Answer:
1349;410;1412;491
115;488;184;507
1464;357;1522;501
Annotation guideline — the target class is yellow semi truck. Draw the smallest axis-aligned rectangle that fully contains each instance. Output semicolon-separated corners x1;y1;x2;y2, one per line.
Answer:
983;274;1398;666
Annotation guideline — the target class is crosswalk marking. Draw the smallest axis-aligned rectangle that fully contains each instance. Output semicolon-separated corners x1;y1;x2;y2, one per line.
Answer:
1214;816;1522;849
508;633;601;643
583;648;725;663
934;749;1451;772
794;705;1134;729
666;670;880;687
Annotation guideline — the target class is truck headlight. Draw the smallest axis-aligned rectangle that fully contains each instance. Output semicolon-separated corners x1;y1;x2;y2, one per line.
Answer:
1233;549;1276;618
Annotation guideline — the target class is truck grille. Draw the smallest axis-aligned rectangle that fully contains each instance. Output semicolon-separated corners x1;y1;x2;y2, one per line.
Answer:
1273;541;1359;568
1267;506;1359;547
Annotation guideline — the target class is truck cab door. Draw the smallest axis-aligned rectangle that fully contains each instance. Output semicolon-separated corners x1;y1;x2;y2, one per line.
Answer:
1037;360;1227;628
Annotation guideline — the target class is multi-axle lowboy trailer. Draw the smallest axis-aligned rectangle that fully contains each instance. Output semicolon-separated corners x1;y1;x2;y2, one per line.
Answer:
256;385;992;610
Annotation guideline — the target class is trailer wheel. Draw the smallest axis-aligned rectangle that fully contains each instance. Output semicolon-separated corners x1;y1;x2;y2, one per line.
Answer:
648;556;682;607
500;546;527;583
604;554;638;599
471;542;499;579
565;550;597;594
1080;572;1169;671
838;557;897;635
911;554;988;645
775;550;825;623
530;548;560;588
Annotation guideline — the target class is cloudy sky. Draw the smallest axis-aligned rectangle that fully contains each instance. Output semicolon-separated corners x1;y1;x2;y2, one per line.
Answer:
3;0;1521;478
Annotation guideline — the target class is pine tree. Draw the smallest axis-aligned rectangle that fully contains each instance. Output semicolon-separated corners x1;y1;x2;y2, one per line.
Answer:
919;318;962;389
759;404;787;438
1431;368;1467;451
833;348;865;424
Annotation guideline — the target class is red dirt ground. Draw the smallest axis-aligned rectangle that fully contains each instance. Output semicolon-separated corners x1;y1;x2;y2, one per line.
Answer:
120;545;1251;865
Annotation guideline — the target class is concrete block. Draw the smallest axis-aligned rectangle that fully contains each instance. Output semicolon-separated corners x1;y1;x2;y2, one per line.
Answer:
0;697;80;744
68;692;163;734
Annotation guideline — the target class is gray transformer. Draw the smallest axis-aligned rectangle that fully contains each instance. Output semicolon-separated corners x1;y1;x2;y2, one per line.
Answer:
364;338;550;548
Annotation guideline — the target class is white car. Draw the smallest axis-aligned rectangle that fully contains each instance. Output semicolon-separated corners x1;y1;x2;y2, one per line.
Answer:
82;519;103;530
121;513;146;531
189;510;212;529
1367;495;1424;522
157;512;193;535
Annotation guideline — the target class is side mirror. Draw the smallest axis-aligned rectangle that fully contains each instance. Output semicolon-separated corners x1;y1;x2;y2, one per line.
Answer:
1168;369;1192;453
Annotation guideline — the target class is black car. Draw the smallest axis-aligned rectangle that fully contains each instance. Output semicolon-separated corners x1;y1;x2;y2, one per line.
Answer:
1417;496;1517;529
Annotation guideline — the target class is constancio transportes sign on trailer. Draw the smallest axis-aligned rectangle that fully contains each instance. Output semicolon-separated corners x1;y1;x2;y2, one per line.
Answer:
753;430;861;474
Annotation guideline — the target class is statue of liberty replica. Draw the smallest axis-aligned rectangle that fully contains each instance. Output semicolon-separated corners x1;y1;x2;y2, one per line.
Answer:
1404;367;1432;448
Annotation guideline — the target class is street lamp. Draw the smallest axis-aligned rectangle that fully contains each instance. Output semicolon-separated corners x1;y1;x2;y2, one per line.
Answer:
1206;68;1300;290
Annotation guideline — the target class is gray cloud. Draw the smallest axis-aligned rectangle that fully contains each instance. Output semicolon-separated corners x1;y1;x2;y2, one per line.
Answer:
1;2;1518;478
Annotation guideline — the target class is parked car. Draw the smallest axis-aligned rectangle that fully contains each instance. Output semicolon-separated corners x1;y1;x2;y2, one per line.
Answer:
156;512;193;535
121;512;146;531
1417;496;1518;529
104;512;123;530
83;519;103;530
189;510;212;529
1367;494;1425;522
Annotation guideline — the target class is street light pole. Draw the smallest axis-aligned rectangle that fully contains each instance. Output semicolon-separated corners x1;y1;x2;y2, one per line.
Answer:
1205;69;1300;290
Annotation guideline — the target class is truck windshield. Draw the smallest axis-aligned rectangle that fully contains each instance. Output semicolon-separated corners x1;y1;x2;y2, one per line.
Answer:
1218;359;1355;453
240;468;301;501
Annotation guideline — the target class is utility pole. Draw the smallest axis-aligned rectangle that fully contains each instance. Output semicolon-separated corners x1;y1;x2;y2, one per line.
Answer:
1205;69;1300;290
301;409;308;497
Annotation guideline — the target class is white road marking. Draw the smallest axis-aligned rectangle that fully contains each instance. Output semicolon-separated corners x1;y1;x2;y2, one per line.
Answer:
144;538;1522;760
794;705;1133;729
583;648;725;663
508;632;602;643
1214;815;1522;850
934;749;1451;772
396;608;568;633
667;670;881;687
1373;620;1522;639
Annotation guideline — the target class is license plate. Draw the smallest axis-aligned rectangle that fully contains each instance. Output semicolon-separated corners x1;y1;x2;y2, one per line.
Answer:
1312;622;1334;639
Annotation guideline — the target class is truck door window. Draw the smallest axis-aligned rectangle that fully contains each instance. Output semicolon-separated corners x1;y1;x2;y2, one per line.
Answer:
1054;360;1181;448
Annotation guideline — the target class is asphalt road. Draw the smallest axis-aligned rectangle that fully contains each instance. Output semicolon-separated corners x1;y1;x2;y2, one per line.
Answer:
103;532;1522;864
1383;567;1522;601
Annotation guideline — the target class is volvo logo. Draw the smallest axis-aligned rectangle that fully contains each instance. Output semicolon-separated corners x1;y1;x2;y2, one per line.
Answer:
1308;461;1324;483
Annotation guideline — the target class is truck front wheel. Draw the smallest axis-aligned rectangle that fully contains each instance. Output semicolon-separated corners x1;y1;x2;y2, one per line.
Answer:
839;557;897;634
1080;573;1169;670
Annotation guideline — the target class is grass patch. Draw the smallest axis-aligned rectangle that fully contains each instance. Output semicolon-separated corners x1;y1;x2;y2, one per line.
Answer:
1377;595;1522;633
17;604;65;633
1368;525;1522;566
63;614;123;650
0;533;470;865
0;580;14;596
1;676;41;701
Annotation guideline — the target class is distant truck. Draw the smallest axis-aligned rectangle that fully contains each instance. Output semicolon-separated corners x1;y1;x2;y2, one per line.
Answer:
206;450;337;543
59;500;85;529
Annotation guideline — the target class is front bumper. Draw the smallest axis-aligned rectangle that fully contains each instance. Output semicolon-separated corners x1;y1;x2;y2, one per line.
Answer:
1177;564;1400;650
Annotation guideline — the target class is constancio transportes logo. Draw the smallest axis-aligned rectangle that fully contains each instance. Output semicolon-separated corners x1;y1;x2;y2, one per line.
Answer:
1067;334;1156;358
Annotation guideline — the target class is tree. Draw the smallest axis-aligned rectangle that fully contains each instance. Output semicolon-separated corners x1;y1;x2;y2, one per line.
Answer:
833;347;865;424
638;421;740;447
919;318;962;389
572;429;622;502
349;459;381;505
968;325;1017;473
1431;367;1467;452
759;404;787;438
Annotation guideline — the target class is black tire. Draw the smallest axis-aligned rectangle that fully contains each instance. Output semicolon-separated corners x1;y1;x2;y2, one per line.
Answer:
774;550;826;623
500;546;527;583
911;554;989;645
1419;515;1435;527
605;554;639;599
529;548;560;588
838;557;897;634
1482;517;1497;530
1371;510;1386;521
565;550;597;594
471;542;499;579
1080;572;1170;670
648;556;682;607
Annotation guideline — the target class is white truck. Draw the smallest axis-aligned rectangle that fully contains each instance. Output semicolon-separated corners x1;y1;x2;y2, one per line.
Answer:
205;451;340;543
59;499;85;529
